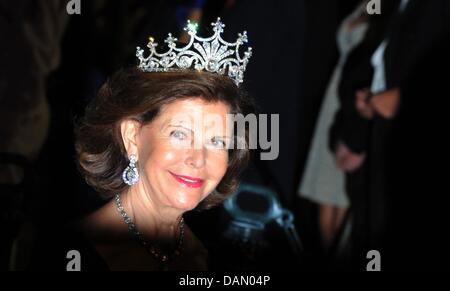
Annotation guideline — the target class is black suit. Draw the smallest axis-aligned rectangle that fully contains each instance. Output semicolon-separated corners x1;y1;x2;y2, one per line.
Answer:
382;1;450;270
384;0;450;89
371;0;450;268
330;0;450;269
329;0;399;154
384;36;450;271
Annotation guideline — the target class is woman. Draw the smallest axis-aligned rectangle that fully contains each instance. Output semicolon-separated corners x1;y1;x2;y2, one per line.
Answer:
298;2;369;250
31;19;254;271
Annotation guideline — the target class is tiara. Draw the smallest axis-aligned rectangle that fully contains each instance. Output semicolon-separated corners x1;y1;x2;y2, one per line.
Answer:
136;17;252;86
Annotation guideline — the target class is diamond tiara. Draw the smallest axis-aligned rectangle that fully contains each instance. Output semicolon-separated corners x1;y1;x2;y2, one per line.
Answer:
136;17;252;86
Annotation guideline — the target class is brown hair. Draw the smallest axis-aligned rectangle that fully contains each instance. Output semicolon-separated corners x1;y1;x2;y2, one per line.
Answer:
75;67;254;209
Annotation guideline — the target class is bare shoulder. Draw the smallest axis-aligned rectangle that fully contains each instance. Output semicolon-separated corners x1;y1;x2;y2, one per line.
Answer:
76;200;124;239
73;201;135;262
75;207;160;270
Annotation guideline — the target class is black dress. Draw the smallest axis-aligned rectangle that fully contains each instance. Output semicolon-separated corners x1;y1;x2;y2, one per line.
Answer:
29;226;109;271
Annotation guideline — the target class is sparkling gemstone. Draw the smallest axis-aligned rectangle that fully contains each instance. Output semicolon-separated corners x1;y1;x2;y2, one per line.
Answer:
179;56;191;68
194;63;203;71
206;59;219;71
160;57;170;67
229;66;237;76
126;171;135;180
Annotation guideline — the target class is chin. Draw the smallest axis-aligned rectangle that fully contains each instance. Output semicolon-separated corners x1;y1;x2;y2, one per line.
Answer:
170;192;204;211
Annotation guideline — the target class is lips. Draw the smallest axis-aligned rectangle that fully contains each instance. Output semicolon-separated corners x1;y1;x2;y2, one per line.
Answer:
169;171;204;188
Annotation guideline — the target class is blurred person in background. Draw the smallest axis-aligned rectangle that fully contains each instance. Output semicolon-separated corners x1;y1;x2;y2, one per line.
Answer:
299;1;369;252
353;0;450;269
0;0;68;270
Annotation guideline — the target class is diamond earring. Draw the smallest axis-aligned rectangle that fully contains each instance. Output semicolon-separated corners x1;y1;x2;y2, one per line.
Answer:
122;154;139;185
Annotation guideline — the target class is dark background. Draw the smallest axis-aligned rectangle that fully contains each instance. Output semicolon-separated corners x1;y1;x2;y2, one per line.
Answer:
1;0;448;272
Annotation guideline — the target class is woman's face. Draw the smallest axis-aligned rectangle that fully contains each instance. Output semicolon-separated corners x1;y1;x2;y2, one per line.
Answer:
136;98;231;211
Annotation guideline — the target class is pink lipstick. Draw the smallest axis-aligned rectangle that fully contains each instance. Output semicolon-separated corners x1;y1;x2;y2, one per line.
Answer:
169;171;204;188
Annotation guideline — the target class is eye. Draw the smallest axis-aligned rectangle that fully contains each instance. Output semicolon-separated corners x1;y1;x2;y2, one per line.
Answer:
210;137;227;149
170;129;188;140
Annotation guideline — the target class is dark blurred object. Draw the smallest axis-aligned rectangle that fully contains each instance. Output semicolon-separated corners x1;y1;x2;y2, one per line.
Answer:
207;183;302;271
0;153;34;270
0;0;67;147
223;183;302;256
383;36;450;271
0;1;68;201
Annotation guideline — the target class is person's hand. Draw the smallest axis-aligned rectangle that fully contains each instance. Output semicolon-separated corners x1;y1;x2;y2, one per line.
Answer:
369;87;401;119
355;88;374;119
334;141;366;172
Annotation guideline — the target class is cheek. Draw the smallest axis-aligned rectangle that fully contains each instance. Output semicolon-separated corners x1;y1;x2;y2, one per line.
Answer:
138;142;176;185
140;134;182;165
207;152;229;182
144;146;182;172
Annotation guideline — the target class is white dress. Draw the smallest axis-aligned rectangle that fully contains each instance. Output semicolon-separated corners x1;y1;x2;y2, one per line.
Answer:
298;4;368;208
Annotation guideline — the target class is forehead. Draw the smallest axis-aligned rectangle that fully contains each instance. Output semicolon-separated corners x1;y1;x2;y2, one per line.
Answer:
158;98;231;126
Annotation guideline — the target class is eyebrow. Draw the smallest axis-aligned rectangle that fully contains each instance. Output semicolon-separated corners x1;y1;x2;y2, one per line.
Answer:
212;136;231;140
167;124;231;139
166;124;193;132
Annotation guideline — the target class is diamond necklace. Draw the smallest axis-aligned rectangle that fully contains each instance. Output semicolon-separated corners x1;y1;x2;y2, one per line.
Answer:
114;194;184;263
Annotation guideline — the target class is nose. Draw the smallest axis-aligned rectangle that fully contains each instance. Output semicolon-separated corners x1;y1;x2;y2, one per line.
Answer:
185;147;206;169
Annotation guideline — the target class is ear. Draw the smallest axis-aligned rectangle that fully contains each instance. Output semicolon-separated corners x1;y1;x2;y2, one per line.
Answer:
120;119;141;159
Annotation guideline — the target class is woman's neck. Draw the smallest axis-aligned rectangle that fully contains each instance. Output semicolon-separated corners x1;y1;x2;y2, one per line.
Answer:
120;186;183;246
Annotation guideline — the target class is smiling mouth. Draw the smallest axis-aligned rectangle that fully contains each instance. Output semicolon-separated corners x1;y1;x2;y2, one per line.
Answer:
169;171;204;188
